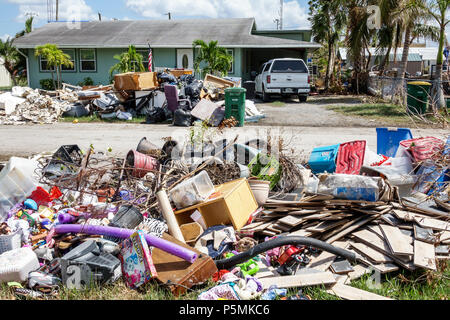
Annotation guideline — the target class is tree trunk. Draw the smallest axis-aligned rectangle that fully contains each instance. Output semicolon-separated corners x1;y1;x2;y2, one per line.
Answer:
325;41;333;90
51;71;56;90
431;23;446;111
396;23;411;106
378;44;392;76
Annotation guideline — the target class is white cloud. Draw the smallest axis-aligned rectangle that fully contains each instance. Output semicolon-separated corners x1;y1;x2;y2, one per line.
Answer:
1;34;12;42
125;0;310;29
6;0;97;23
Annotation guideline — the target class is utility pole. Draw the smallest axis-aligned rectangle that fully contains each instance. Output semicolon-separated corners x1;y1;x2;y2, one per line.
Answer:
98;12;102;21
55;0;59;21
165;12;172;20
273;18;280;30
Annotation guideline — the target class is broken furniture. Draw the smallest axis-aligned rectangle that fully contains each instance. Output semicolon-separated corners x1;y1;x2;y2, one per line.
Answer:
164;84;192;112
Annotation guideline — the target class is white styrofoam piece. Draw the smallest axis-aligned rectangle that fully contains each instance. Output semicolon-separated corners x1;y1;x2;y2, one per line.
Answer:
0;247;40;283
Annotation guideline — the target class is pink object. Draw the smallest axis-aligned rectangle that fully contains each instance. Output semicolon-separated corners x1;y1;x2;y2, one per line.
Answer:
336;140;367;175
119;231;158;289
126;150;159;178
400;137;444;162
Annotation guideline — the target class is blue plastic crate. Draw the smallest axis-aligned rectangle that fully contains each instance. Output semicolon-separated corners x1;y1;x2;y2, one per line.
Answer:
308;144;340;174
376;128;413;157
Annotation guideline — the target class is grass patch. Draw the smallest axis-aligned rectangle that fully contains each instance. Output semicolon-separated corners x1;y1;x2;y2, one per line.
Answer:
326;103;450;127
0;86;12;91
60;115;147;124
270;101;286;108
1;261;448;300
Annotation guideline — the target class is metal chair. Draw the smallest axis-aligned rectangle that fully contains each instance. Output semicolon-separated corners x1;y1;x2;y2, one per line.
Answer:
164;84;191;112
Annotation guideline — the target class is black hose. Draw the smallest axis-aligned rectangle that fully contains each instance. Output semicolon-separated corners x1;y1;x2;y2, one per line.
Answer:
215;236;358;270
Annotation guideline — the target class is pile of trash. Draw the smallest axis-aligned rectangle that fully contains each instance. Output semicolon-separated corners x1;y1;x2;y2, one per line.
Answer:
0;127;448;300
1;70;264;127
0;87;77;125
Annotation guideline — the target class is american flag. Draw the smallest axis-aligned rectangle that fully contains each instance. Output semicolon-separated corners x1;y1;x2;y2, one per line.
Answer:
148;45;153;72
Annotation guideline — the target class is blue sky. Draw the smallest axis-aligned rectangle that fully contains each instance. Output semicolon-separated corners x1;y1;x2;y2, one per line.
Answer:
0;0;447;47
0;0;311;40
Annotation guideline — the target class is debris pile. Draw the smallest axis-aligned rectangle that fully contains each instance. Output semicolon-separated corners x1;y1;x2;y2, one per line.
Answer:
0;70;264;126
0;87;77;125
0;127;448;300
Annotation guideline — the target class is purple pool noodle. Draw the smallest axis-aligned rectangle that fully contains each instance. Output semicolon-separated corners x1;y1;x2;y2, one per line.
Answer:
54;224;198;263
58;213;78;224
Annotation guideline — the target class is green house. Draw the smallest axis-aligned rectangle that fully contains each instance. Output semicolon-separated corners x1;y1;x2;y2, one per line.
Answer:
14;18;320;89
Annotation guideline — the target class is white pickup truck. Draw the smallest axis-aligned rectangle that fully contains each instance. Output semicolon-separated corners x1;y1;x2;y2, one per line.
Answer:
255;58;311;102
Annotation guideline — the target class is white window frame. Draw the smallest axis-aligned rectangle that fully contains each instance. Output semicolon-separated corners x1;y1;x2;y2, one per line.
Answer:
39;56;55;72
79;49;97;72
61;49;76;72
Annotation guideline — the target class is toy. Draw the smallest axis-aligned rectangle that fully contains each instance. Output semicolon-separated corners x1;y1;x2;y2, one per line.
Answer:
119;230;157;289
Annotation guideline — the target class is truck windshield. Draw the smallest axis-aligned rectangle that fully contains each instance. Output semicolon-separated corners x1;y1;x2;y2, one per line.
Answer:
271;60;308;73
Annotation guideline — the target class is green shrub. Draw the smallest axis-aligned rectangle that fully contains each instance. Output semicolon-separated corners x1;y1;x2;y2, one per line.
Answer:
39;78;55;90
77;77;94;87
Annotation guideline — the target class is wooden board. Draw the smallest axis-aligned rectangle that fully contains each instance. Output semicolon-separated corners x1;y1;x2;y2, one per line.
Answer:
379;224;414;256
372;263;399;274
305;220;349;233
277;215;305;228
414;225;437;244
258;272;336;290
413;240;437;271
307;241;348;271
326;283;393;300
152;233;217;296
414;216;450;232
346;264;372;282
349;241;393;264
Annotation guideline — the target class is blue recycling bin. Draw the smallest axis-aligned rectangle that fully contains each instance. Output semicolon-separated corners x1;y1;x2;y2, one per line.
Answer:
308;144;340;174
376;128;413;157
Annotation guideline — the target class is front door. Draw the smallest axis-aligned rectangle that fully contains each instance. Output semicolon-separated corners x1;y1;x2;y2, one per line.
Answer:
177;49;193;69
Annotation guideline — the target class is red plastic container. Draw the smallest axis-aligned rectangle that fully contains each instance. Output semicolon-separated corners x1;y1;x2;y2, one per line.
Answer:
126;150;159;178
399;137;444;162
336;140;366;175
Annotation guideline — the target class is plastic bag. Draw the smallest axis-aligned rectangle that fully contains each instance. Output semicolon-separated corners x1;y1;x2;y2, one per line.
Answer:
173;108;192;127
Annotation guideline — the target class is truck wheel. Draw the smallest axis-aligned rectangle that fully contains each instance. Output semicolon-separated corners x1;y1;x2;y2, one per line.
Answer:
298;95;308;103
262;86;270;102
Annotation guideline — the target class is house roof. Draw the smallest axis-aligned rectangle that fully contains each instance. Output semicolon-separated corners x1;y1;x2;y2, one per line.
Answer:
13;18;321;49
339;47;439;61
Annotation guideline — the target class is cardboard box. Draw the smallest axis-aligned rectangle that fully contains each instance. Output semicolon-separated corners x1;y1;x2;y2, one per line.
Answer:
169;69;193;78
114;72;158;91
174;178;258;231
119;231;158;289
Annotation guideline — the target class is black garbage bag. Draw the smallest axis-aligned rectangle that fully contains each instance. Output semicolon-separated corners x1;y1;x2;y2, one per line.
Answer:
146;107;167;124
180;74;195;84
62;104;89;117
173;108;192;127
158;72;178;84
185;80;203;99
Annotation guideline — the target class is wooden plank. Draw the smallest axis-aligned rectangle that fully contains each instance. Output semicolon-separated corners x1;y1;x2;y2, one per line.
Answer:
414;225;437;244
346;264;372;283
437;230;450;243
259;272;336;290
326;215;380;244
379;224;414;256
240;221;264;231
277;215;305;227
414;216;450;232
289;229;314;237
413;240;437;271
373;263;399;274
305;220;349;233
307;241;349;271
326;283;393;300
349;241;393;264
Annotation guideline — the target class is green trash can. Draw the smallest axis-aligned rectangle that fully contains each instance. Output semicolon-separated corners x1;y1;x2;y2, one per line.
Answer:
407;81;431;114
225;87;246;127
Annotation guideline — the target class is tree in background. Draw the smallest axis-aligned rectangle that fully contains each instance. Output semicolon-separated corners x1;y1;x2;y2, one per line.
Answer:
0;38;21;86
192;40;233;77
309;0;347;91
415;0;449;111
15;16;34;38
109;45;145;79
35;44;73;90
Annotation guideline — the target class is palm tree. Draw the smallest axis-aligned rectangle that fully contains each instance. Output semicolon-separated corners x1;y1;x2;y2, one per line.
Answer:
415;0;450;110
35;44;73;90
309;0;348;90
192;40;233;77
110;45;145;78
0;37;20;86
15;16;34;38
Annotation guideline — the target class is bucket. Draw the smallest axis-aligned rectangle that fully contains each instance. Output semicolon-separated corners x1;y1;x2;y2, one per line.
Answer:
136;137;159;155
126;150;159;178
248;179;270;206
109;205;143;230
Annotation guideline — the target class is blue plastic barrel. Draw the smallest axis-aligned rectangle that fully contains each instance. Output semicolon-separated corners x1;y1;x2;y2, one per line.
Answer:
308;144;340;174
376;128;413;157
